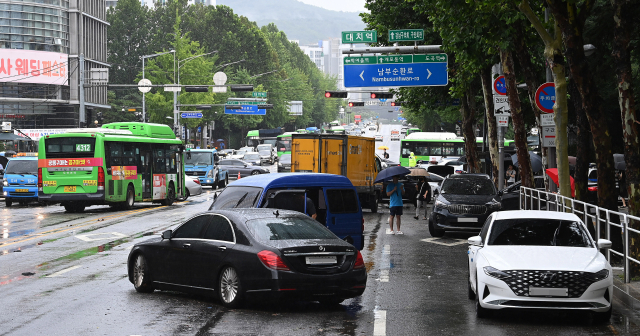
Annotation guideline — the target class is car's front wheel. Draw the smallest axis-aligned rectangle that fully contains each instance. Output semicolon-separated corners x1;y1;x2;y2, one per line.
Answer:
475;282;490;318
218;266;243;308
593;304;612;324
133;254;154;293
468;263;476;300
428;217;445;237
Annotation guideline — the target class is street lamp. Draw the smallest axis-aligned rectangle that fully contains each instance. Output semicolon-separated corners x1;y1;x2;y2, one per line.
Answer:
142;50;175;122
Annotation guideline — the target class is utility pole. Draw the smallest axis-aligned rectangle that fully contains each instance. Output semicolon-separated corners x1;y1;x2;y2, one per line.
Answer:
79;53;85;128
545;8;557;192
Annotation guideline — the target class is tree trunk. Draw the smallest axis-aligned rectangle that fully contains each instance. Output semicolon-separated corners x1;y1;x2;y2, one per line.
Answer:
501;49;533;188
462;91;480;173
481;66;500;187
611;0;640;276
547;0;618;211
569;80;590;203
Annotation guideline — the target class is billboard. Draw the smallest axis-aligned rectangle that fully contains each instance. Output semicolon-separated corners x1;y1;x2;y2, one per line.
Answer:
0;49;68;85
14;129;68;140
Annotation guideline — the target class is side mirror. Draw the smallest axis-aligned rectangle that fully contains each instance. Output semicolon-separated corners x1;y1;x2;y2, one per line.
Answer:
497;190;504;197
161;230;172;240
468;236;483;247
597;239;612;249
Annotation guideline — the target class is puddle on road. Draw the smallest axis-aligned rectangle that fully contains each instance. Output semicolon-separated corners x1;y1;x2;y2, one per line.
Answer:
364;214;382;273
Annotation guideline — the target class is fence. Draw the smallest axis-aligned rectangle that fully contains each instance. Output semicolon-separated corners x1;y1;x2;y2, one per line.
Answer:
519;187;640;283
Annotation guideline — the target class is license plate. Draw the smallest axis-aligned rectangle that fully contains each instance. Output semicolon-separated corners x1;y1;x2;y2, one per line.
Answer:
458;218;478;222
64;186;76;192
306;256;337;265
529;287;568;297
15;189;29;192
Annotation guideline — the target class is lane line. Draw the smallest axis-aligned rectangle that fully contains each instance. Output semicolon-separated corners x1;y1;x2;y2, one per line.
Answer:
46;265;81;278
379;269;389;282
373;309;387;336
383;244;390;255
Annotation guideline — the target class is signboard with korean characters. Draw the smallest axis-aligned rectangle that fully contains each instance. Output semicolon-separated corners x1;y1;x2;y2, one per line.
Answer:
0;49;68;85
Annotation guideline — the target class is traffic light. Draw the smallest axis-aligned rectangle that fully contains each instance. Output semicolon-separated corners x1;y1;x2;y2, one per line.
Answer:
185;87;209;92
230;84;254;92
391;101;405;107
325;91;348;98
370;92;394;99
258;104;274;109
348;102;364;107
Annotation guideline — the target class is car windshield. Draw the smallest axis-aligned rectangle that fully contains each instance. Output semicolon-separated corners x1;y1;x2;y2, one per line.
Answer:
236;150;247;156
5;160;38;175
440;177;496;195
280;154;291;163
246;216;336;242
259;150;271;156
257;145;271;151
488;218;593;247
244;153;260;160
185;152;212;166
210;186;263;210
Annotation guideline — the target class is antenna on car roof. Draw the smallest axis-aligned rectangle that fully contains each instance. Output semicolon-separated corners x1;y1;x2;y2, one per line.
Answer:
273;210;279;218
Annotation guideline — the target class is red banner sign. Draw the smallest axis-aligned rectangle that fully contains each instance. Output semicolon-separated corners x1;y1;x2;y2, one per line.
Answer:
112;166;138;180
39;158;103;168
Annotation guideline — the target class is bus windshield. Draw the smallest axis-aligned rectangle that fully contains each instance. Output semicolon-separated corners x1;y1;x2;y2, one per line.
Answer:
5;160;38;175
277;139;291;152
185;152;212;166
45;137;96;159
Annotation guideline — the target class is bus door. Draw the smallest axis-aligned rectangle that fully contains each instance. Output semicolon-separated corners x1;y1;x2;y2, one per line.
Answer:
139;145;152;199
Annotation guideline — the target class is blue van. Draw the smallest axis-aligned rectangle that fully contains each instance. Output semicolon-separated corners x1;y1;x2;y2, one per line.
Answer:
2;156;38;206
185;149;229;188
208;173;365;249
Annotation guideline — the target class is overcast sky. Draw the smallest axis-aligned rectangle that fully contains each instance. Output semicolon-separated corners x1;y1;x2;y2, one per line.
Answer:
297;0;367;12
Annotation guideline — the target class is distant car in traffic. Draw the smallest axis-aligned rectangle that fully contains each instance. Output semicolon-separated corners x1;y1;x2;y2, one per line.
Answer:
390;133;400;141
217;159;270;178
231;150;249;160
258;150;275;165
467;210;612;322
127;209;367;307
429;174;501;237
184;176;203;199
2;156;38;206
242;152;262;166
219;149;235;158
369;126;377;131
375;134;383;141
278;154;292;172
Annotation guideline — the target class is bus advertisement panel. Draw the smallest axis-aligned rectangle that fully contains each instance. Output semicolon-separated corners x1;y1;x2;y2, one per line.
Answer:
37;122;186;212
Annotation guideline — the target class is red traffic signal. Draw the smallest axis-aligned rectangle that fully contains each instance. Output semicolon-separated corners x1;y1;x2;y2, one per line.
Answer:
325;91;348;98
348;102;364;107
371;92;394;99
390;101;405;107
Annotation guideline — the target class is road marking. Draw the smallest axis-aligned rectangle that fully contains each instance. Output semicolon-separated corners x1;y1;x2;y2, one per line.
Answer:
373;308;387;336
379;244;390;282
383;244;390;255
46;265;81;278
420;238;467;246
379;269;389;282
75;232;127;242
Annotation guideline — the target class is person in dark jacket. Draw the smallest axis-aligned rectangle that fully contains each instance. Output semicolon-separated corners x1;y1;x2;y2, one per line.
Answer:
414;177;431;220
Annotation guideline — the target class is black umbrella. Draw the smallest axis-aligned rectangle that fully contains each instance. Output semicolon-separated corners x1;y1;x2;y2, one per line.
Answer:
511;151;543;173
613;153;626;170
374;165;411;183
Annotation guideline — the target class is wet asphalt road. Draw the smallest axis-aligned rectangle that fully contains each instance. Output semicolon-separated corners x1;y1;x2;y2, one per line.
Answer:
2;128;640;335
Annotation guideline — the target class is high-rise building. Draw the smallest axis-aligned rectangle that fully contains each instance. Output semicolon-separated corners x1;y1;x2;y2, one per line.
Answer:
1;0;110;128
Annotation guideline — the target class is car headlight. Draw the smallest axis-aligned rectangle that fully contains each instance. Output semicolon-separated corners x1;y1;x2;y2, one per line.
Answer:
434;199;447;209
207;169;214;178
486;200;501;210
2;179;7;187
587;269;609;281
483;266;512;280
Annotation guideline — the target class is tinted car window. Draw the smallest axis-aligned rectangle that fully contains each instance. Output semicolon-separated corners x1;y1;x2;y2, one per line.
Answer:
45;137;96;159
173;215;208;238
5;160;38;175
233;160;245;166
185;152;212;165
246;216;336;242
210;186;263;210
326;189;359;213
202;215;234;242
441;177;496;195
244;153;260;160
488;219;593;247
479;215;493;242
219;160;232;165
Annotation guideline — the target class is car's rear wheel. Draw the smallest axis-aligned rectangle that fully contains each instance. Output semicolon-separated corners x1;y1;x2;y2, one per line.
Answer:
133;254;154;293
428;218;445;237
475;282;490;318
593;304;612;324
218;266;243;308
184;188;190;200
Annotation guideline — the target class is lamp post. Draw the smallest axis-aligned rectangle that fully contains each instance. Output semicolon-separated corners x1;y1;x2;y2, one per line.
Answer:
142;50;175;123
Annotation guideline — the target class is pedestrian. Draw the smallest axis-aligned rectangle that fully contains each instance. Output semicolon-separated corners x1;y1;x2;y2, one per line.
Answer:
617;170;628;208
414;177;431;220
409;152;417;167
383;149;390;159
506;165;516;186
297;193;317;219
386;175;405;234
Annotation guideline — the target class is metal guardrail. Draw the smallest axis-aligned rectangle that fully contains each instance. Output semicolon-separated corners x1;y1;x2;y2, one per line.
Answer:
519;186;640;283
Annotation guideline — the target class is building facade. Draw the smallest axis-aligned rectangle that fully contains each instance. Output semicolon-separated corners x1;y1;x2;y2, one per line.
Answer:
0;0;110;129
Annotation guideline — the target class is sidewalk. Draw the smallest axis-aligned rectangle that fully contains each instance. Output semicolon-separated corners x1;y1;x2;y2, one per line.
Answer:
614;270;640;311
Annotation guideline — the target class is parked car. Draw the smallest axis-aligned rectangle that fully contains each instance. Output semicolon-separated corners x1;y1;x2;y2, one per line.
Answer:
242;153;262;166
429;174;501;237
184;176;203;199
127;209;367;307
467;210;612;322
217;159;270;179
375;134;383;142
500;177;547;211
278;154;292;172
208;173;365;250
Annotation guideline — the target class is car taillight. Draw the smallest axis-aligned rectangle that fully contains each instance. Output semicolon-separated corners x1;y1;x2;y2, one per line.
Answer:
98;167;105;190
257;250;290;271
354;251;365;269
37;168;43;191
193;179;201;185
588;186;598;191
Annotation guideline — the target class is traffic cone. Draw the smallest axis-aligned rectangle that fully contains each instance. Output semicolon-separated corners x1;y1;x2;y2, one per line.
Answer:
237;171;241;179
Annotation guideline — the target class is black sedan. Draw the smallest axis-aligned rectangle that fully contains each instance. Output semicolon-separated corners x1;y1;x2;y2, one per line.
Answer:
217;159;270;178
127;209;367;307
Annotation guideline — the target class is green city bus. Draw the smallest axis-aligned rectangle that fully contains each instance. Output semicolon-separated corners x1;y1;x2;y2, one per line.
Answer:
276;132;296;157
399;132;514;166
38;122;186;212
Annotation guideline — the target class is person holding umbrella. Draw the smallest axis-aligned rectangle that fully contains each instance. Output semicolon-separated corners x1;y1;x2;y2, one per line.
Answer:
375;166;411;235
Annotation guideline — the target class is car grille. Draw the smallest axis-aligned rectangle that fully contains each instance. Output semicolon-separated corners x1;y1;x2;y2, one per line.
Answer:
502;270;608;298
10;192;36;197
446;204;486;215
186;171;206;176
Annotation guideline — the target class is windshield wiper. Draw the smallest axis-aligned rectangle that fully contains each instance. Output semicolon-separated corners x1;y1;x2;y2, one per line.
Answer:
233;192;249;208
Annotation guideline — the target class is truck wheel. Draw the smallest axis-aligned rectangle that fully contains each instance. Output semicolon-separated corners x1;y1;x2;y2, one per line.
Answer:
370;194;378;213
218;175;227;188
5;199;12;207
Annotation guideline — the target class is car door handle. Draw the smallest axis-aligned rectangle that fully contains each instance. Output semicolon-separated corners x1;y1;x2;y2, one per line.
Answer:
183;243;191;249
218;246;227;251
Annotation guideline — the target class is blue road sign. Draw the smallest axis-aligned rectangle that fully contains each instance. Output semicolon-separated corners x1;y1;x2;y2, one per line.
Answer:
493;76;507;95
181;112;203;118
344;62;448;88
535;82;556;113
197;126;201;133
224;104;266;115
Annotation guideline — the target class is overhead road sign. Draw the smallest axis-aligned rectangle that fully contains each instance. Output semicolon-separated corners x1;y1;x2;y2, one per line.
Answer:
341;45;443;55
344;54;448;88
251;91;267;98
493;75;506;96
494;96;511;115
535;82;556;114
224;104;266;115
342;30;377;44
181;112;203;118
389;29;424;42
225;101;268;105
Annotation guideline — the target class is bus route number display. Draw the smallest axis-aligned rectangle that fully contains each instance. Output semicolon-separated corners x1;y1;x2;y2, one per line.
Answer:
76;144;92;152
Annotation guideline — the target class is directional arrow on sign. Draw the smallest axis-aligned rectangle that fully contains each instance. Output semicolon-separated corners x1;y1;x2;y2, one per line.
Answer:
359;71;364;81
427;69;432;79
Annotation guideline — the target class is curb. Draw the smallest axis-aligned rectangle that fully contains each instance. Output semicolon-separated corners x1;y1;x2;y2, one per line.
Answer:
613;277;640;311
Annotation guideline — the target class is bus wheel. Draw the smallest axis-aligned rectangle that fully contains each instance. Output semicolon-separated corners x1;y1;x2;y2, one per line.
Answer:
122;185;135;210
64;203;85;213
161;183;175;206
5;199;12;207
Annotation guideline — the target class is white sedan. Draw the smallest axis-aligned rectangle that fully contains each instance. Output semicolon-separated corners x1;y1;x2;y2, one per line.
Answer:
375;134;383;141
467;210;613;322
184;176;203;199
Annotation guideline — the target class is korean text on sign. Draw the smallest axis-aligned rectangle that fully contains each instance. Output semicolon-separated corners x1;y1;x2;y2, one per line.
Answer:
0;49;69;85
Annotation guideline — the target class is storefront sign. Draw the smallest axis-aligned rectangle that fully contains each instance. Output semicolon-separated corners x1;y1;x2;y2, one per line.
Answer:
0;49;68;85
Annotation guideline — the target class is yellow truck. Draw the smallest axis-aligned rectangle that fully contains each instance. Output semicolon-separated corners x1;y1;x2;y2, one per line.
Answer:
291;134;382;212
